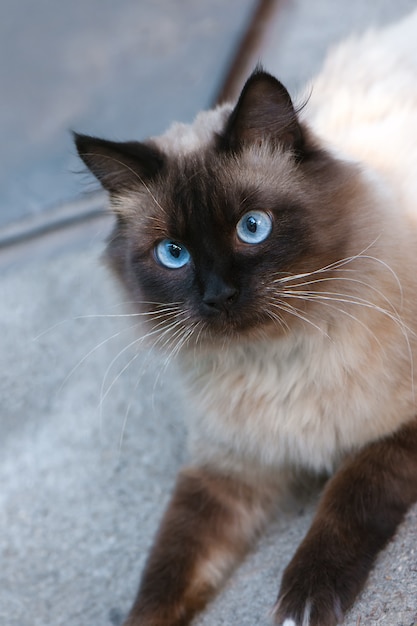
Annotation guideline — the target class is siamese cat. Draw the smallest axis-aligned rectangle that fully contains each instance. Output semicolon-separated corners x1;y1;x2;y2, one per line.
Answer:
75;9;417;626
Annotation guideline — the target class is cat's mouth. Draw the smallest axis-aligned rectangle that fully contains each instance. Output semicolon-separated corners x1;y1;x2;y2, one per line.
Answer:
145;304;291;351
136;302;266;350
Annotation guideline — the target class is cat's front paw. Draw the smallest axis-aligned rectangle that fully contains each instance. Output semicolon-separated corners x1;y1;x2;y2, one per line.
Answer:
273;565;344;626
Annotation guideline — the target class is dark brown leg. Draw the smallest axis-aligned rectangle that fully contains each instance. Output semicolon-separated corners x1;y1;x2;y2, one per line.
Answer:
274;418;417;626
124;466;276;626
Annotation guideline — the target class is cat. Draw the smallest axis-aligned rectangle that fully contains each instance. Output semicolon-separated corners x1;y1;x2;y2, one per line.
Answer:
74;9;417;626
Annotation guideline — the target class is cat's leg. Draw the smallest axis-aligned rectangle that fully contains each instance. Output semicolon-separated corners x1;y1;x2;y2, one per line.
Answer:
274;417;417;626
123;465;276;626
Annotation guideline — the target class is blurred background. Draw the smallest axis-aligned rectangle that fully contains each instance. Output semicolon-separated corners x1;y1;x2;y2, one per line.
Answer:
2;2;417;625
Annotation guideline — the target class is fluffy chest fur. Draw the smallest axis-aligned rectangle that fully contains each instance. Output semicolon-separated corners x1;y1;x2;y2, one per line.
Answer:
185;313;415;474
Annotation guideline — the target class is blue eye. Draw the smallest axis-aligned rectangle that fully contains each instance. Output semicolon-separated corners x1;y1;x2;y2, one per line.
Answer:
236;210;272;244
155;239;191;269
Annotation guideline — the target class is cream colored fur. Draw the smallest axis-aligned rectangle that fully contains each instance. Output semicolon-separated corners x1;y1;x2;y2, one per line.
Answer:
155;10;417;479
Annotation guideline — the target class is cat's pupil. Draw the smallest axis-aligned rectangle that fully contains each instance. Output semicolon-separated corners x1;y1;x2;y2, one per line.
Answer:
246;216;257;233
169;243;181;258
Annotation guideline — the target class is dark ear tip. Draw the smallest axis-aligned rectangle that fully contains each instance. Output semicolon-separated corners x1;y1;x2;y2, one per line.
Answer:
72;131;90;155
251;63;267;77
249;66;275;82
72;131;84;154
245;66;289;90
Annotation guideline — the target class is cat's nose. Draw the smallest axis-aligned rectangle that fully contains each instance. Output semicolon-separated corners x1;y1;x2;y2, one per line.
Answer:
202;284;239;315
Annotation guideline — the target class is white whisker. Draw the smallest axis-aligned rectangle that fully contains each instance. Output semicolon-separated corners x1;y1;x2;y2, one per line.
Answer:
268;300;330;339
279;289;413;337
97;313;183;416
272;237;389;287
278;276;401;319
58;321;141;395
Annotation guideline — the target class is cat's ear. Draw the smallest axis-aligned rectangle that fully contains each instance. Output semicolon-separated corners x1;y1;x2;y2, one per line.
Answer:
219;69;304;154
73;133;164;194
